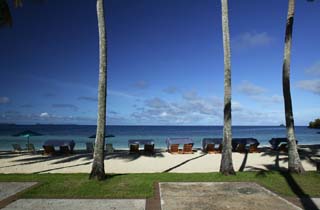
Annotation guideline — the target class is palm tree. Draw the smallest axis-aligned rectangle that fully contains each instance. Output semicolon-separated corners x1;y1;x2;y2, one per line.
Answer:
89;0;108;180
219;0;235;175
281;0;305;173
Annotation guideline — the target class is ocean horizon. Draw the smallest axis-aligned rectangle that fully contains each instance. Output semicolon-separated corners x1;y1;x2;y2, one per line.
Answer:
0;124;319;151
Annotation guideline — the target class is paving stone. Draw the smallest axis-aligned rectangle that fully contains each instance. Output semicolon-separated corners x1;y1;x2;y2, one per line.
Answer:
0;182;37;201
160;182;302;210
2;199;146;210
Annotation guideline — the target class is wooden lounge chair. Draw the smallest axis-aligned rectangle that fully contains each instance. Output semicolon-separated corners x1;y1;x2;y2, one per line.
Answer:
86;142;94;153
60;145;71;155
169;144;179;154
278;143;288;152
106;143;114;153
43;145;55;156
182;144;193;154
205;144;216;154
144;144;154;154
12;144;24;153
235;143;246;153
249;143;260;153
129;144;139;154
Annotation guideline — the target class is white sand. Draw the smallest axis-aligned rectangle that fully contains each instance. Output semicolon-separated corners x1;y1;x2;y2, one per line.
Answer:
0;146;318;174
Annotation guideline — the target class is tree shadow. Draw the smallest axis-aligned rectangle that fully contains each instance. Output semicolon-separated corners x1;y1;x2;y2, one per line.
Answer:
238;151;248;172
251;150;319;210
162;154;207;173
33;161;92;174
104;149;165;162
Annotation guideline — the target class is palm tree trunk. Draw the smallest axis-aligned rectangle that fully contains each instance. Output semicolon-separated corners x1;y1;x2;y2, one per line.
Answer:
282;0;305;174
89;0;107;180
219;0;235;175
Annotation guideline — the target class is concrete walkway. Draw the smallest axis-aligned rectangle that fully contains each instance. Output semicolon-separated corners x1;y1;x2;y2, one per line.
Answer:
159;182;302;210
1;182;319;210
1;199;146;210
0;182;145;210
0;182;37;202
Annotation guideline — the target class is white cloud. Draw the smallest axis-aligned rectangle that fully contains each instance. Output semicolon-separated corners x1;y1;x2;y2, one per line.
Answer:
0;97;10;104
296;80;320;95
237;81;266;96
305;61;320;76
233;32;273;49
40;112;50;118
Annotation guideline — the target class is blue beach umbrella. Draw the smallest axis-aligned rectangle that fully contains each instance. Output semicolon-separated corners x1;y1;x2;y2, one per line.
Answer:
12;130;43;149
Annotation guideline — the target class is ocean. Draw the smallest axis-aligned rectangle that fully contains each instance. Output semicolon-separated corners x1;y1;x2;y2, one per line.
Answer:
0;124;319;151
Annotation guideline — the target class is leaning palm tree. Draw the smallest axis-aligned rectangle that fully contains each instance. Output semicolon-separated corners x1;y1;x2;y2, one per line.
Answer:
219;0;235;175
281;0;305;173
89;0;107;180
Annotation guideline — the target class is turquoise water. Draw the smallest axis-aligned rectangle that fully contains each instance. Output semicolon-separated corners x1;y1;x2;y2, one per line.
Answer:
0;125;319;150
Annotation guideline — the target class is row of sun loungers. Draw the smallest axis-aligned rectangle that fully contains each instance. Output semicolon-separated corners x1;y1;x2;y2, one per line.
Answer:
12;137;297;155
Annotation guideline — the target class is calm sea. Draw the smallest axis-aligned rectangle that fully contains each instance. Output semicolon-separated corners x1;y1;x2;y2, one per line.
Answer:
0;125;319;151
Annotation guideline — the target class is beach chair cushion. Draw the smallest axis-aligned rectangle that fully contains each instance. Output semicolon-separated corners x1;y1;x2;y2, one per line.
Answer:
169;144;179;154
182;144;193;154
130;144;139;153
144;144;154;154
249;143;260;153
43;145;55;155
205;144;216;154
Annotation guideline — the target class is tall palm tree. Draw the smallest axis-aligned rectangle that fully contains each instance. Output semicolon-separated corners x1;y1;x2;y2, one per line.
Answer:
89;0;107;180
219;0;235;175
282;0;305;173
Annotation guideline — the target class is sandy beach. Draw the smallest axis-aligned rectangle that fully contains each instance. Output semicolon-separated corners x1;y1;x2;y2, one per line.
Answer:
0;145;318;174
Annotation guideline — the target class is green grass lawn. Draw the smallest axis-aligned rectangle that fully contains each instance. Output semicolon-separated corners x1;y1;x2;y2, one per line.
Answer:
0;172;319;198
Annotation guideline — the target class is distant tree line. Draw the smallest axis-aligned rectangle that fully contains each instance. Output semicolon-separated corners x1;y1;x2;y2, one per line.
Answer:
308;118;320;129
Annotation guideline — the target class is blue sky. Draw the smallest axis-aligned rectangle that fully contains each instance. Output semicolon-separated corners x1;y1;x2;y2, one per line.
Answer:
0;0;319;125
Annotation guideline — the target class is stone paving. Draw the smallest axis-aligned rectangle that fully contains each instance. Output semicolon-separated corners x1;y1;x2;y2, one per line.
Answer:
0;182;37;202
1;181;320;210
159;182;302;210
1;199;146;210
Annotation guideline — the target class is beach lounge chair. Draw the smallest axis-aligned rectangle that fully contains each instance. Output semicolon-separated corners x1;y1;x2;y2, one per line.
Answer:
106;143;114;153
86;142;94;153
169;144;179;154
278;143;288;152
249;143;260;153
129;144;139;154
205;144;216;154
12;144;24;153
43;145;55;155
182;144;193;154
144;144;154;154
235;143;246;153
26;143;36;153
60;145;71;155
